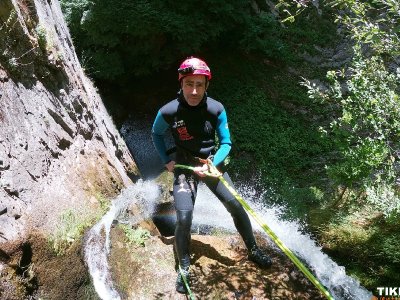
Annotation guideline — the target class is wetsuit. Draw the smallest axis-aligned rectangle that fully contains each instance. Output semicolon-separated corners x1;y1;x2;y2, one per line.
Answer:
152;92;257;268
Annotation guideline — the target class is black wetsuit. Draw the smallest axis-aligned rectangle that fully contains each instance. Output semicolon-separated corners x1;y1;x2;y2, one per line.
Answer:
152;93;257;267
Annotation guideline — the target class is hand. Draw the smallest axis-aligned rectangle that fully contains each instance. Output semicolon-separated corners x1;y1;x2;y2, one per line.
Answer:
165;161;176;172
193;164;209;177
197;158;222;177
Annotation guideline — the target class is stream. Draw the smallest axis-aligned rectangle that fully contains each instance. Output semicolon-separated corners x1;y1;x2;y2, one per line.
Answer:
84;117;373;300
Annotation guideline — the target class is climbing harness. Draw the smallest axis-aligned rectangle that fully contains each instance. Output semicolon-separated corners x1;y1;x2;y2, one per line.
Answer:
178;265;195;300
175;159;335;300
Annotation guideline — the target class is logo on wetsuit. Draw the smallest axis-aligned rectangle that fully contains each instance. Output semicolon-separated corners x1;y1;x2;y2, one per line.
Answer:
174;120;194;141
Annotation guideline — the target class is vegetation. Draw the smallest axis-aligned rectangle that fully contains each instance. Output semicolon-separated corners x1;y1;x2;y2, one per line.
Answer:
60;0;399;292
49;194;110;255
60;0;290;80
49;209;93;255
282;0;400;290
119;224;151;247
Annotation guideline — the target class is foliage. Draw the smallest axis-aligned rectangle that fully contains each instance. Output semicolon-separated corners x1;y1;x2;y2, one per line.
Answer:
49;209;93;255
320;207;400;289
49;194;110;255
60;0;286;81
35;24;48;51
223;84;330;187
280;0;400;188
303;46;400;186
95;192;111;214
120;224;150;247
366;182;400;217
330;0;400;56
270;0;400;287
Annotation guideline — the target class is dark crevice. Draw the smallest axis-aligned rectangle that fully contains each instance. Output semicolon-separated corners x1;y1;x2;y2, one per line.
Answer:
0;248;10;261
13;242;39;296
39;138;61;159
57;137;72;150
47;108;75;138
4;186;19;198
26;170;38;182
0;207;7;215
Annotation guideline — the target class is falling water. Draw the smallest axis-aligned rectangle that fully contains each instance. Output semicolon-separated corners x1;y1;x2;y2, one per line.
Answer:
84;117;373;300
84;180;160;300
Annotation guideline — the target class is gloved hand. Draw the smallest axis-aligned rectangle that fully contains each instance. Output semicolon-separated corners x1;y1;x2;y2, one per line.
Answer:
193;163;208;177
196;158;222;177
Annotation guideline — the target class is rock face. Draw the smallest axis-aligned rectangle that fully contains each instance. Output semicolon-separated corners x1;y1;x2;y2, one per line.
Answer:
0;0;138;249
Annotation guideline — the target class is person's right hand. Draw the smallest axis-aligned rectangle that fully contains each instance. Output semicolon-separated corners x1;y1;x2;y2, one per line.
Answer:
165;160;176;172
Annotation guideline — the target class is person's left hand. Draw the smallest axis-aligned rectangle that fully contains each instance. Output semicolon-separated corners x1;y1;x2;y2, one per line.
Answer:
193;164;209;177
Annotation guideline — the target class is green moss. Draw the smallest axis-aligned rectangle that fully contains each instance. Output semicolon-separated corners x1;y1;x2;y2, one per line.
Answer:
48;209;95;255
315;203;400;289
119;224;151;247
35;24;48;51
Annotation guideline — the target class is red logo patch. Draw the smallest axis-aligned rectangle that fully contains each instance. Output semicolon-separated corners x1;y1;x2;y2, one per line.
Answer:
177;126;193;141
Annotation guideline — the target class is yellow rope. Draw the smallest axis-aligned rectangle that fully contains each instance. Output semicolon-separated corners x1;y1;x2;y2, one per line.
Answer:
178;265;195;299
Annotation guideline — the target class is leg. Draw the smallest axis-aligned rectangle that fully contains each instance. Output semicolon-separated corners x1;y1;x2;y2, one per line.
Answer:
204;172;256;248
204;172;272;267
173;171;197;293
175;210;193;267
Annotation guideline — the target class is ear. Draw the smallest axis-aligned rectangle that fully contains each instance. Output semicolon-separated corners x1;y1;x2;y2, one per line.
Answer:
205;81;209;90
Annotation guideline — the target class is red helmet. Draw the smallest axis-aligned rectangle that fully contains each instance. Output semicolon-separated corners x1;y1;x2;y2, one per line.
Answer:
178;57;212;81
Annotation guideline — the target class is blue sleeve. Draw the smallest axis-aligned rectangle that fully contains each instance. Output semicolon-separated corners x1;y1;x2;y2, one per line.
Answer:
151;111;171;164
213;109;232;166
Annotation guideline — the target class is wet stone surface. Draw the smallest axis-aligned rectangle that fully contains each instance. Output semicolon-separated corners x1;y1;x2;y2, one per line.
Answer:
109;228;326;300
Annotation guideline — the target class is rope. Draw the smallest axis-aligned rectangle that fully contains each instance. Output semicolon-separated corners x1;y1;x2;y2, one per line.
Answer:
174;162;335;300
178;265;195;300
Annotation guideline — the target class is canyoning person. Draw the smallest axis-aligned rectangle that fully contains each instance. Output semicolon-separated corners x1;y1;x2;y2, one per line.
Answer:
151;57;272;294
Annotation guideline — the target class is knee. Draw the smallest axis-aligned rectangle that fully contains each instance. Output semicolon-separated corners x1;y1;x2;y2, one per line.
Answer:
223;198;245;216
176;210;193;230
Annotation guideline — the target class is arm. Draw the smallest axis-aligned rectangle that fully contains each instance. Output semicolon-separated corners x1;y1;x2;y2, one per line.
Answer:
212;109;232;166
151;111;172;165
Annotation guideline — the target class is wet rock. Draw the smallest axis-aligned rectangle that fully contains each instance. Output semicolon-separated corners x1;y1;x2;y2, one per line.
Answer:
0;0;139;296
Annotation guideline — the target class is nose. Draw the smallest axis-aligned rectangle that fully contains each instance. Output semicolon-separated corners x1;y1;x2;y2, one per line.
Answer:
191;87;197;95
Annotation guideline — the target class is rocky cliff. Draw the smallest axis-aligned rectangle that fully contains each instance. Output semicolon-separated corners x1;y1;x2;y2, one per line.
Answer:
0;0;138;296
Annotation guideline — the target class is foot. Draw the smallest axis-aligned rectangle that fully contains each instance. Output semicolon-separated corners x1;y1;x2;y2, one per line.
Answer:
176;267;190;294
248;246;272;268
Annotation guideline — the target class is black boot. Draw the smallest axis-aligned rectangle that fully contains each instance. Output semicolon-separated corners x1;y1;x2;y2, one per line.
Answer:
248;246;272;268
176;265;190;294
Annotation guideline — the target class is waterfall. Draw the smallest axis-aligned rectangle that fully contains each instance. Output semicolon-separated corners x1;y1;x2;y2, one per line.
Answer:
84;181;160;300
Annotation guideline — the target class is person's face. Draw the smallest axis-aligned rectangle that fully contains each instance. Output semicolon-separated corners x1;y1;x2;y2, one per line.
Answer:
181;75;208;106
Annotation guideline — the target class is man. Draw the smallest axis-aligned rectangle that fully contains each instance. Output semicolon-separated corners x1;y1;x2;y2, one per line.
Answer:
152;57;272;294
